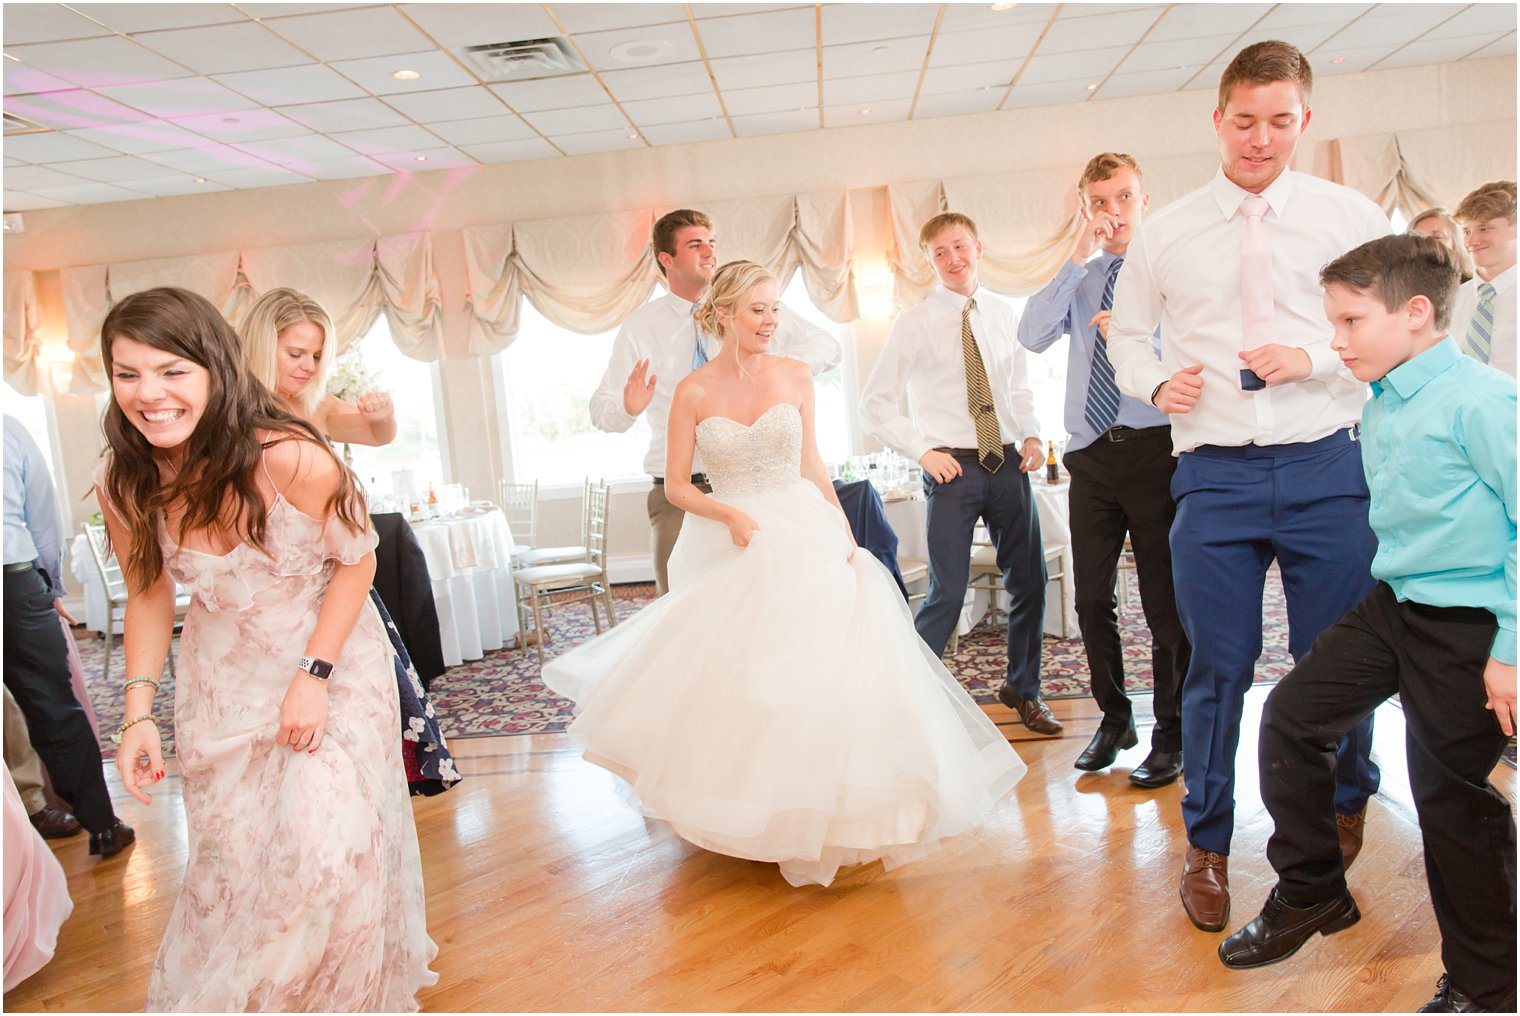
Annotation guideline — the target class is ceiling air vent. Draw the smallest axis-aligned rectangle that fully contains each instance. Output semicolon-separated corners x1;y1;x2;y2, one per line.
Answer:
461;37;586;82
3;111;47;136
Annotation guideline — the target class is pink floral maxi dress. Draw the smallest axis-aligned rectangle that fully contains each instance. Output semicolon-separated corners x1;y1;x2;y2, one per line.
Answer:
97;459;437;1011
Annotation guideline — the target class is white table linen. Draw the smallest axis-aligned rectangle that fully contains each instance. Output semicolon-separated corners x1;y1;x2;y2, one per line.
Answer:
409;508;519;667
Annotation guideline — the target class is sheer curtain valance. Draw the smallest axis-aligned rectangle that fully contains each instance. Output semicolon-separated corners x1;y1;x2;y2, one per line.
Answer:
1313;122;1520;218
3;271;43;396
464;189;856;354
55;232;441;394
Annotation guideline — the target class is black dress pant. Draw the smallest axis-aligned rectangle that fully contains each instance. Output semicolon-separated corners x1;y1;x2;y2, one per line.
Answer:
1063;427;1189;751
1260;583;1516;1011
2;564;116;833
370;512;446;689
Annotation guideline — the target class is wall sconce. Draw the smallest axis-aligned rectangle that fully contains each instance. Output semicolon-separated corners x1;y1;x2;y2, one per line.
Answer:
43;343;75;395
858;263;896;322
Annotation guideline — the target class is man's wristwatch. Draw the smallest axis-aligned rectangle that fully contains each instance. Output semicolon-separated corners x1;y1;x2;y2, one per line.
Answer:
296;656;334;681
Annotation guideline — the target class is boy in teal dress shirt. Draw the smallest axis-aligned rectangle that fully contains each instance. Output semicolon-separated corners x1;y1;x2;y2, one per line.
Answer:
1216;234;1516;1014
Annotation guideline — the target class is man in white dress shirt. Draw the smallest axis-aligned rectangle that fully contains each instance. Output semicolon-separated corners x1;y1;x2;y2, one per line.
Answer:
860;212;1061;735
1452;181;1516;378
590;209;840;595
1107;41;1389;934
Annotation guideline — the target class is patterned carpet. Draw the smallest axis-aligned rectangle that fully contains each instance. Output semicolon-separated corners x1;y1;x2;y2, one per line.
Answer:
75;568;1295;751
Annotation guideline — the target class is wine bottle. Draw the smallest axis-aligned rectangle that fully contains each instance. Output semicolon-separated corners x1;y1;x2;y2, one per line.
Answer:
1045;441;1059;484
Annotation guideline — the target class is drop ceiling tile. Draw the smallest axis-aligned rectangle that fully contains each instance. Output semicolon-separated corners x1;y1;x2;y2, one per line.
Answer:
2;5;113;45
822;39;928;78
909;88;1002;120
1002;78;1098;109
395;3;559;49
1017;44;1132;86
1427;5;1517;39
68;120;214;154
1295;42;1396;74
729;107;818;137
722;80;817;117
368;146;478;170
822;69;921;106
138;144;282;175
929;24;1044;68
4;164;95;191
118;175;232;197
1465;33;1518;59
638;118;732;146
1093;65;1198;100
1316;10;1455;51
95;77;259;118
709;50;817;91
239;3;370;15
327;50;479;95
822;97;911;128
277;97;415;133
380;86;509;124
332;123;445;155
457;137;560;164
697;8;816;60
550;4;688;34
24;179;153;204
5;36;195;89
169;108;311;142
600;61;712;102
1121;34;1244;74
1254;4;1372;31
212;64;368;105
919;61;1014;96
520;103;630;135
3;63;76;96
548;128;646;156
488;75;610;112
572;22;702;72
67;4;246;33
0;130;121;164
231;132;364;165
132;22;315;75
1374;32;1509;71
294;154;396;179
938;3;1059;33
47;154;194;182
1146;3;1274;43
267;7;435;61
821;3;940;45
689;4;810;18
1042;6;1171;55
204;165;317;189
1234;22;1353;55
5;88;156;129
619;91;723;126
1366;2;1471;15
3;192;71;211
425;113;539;146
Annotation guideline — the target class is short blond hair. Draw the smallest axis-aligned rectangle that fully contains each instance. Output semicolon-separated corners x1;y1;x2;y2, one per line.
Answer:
1218;40;1313;112
1079;152;1143;205
237;288;335;414
695;260;774;342
1454;181;1517;225
918;212;979;250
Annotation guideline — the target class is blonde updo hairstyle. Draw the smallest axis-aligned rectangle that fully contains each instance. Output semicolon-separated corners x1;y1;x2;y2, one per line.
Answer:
237;287;336;414
694;260;775;343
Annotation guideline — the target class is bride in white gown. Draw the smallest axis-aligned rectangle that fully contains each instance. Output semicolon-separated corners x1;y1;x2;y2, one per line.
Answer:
543;260;1025;887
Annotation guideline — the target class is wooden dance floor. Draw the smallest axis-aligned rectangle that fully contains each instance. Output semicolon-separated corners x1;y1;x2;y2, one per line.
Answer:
8;686;1513;1012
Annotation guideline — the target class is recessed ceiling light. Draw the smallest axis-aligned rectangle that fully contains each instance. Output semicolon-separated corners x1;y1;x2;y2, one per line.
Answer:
193;177;206;183
414;154;428;162
873;45;889;54
990;2;1018;9
1086;83;1099;90
1331;56;1346;64
392;69;421;81
626;130;640;140
858;107;871;115
609;39;673;64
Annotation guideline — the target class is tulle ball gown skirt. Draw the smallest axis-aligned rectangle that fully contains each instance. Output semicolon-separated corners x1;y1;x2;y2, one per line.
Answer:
543;476;1025;888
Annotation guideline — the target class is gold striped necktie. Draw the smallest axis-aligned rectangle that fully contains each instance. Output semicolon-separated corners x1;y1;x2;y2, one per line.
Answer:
961;298;1004;473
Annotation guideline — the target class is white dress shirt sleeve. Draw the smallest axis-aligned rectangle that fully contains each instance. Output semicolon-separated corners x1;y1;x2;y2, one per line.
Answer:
1108;228;1171;404
589;322;643;433
859;317;934;462
997;315;1041;442
774;305;842;374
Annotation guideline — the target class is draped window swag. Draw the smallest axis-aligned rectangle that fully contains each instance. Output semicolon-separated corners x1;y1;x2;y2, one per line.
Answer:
36;232;442;395
3;271;43;396
463;190;857;354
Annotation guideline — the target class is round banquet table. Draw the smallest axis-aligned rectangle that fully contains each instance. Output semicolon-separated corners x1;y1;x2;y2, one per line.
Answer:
408;507;520;667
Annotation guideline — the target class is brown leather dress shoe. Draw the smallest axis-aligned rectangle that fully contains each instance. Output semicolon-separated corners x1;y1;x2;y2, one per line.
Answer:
28;807;82;839
1180;844;1230;932
1337;807;1366;871
996;685;1064;735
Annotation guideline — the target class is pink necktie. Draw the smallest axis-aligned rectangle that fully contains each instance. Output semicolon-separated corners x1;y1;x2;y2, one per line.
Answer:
1239;194;1274;391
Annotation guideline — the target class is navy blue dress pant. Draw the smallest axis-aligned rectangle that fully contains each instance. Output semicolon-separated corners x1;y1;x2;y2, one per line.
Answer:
1169;429;1381;855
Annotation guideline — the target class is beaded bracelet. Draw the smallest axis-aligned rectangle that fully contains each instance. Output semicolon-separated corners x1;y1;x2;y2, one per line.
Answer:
110;714;158;746
123;677;160;693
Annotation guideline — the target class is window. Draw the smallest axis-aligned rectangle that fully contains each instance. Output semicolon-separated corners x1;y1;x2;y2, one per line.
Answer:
781;275;854;465
339;316;447;501
1;379;53;460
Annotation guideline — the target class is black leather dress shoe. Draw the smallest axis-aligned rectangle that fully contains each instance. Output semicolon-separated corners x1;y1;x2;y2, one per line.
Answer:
996;685;1064;735
29;807;82;839
1074;724;1137;771
88;819;135;859
1129;749;1184;788
1218;887;1360;969
1417;974;1482;1013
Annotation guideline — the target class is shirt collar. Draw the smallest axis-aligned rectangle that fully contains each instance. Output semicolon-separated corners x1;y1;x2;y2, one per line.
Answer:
1210;167;1296;221
663;290;698;314
1371;336;1462;401
1481;262;1517;294
932;283;981;309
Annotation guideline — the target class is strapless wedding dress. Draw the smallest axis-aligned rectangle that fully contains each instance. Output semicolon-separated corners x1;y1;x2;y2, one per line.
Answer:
543;402;1025;887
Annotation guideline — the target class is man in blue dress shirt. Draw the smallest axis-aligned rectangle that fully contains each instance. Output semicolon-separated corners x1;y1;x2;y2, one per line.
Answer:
1019;153;1190;786
3;415;133;858
1219;235;1516;1014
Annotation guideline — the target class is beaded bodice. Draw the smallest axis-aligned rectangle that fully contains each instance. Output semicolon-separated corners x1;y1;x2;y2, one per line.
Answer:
695;402;803;497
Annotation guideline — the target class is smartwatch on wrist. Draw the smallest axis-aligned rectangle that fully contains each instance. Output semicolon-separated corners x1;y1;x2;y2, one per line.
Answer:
297;656;334;680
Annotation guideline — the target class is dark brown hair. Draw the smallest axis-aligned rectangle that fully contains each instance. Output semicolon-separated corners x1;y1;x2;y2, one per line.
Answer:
99;287;366;589
1218;40;1313;112
1454;181;1517;226
1079;152;1143;205
652;208;714;277
918;212;979;250
1319;234;1461;331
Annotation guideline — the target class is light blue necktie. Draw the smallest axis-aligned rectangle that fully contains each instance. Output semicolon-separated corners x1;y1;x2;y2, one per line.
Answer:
690;303;709;371
1464;282;1496;364
1082;255;1124;435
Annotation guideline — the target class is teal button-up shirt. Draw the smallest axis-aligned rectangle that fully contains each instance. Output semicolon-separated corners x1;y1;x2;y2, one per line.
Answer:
1363;337;1517;663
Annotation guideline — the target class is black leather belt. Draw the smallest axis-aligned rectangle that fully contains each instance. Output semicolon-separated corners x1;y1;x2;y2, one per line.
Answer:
935;444;1017;458
651;474;708;485
1098;425;1170;443
3;560;36;574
